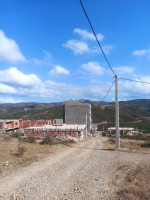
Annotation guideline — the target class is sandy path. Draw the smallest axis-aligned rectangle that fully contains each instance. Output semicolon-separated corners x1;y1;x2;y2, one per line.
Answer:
0;136;150;200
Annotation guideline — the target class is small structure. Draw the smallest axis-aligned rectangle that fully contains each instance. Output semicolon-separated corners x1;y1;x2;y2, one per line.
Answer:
24;124;87;140
107;127;142;135
55;119;63;125
91;124;97;132
0;119;22;133
0;119;57;133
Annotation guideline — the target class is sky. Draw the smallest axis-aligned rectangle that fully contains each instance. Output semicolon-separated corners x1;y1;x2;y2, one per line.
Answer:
0;0;150;103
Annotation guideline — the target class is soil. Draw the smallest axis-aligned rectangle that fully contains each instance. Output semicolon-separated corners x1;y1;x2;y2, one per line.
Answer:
0;133;150;200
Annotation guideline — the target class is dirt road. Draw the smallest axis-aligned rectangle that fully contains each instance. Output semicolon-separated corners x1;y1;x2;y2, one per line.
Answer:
0;135;150;200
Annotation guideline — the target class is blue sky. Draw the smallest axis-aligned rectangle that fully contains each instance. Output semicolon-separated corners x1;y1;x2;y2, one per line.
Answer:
0;0;150;103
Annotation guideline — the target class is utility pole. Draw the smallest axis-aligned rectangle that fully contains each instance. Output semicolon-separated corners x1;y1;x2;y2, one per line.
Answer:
85;114;87;139
115;75;120;148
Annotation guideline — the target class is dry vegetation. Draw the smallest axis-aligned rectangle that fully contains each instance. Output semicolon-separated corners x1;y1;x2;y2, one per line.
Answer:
1;133;150;200
117;163;150;200
112;163;150;200
103;135;150;154
103;135;150;200
0;133;70;177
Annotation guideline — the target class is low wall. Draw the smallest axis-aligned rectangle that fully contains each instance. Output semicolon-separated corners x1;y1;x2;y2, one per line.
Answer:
25;130;77;138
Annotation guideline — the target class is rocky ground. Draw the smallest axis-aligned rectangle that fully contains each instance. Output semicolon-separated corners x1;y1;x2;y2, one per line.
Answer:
0;134;150;200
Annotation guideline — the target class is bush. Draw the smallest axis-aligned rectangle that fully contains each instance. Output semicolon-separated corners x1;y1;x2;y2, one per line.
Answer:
10;144;25;156
11;132;22;138
141;142;150;148
40;136;56;145
60;139;75;145
25;137;36;143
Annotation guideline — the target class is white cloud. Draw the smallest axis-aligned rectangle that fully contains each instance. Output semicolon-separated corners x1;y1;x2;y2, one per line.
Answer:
118;75;150;99
31;58;43;65
81;62;105;75
0;67;54;99
92;45;113;54
113;66;134;75
45;80;66;87
0;83;17;94
30;50;52;66
133;47;150;60
63;29;113;55
49;65;70;76
102;45;113;54
0;67;113;101
133;48;150;56
74;28;104;41
0;97;22;103
45;79;114;100
2;65;150;102
63;40;90;54
0;30;26;63
0;67;41;87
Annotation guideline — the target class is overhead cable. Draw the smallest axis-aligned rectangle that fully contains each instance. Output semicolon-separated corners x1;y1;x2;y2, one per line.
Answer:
102;80;115;102
79;0;116;76
119;77;150;85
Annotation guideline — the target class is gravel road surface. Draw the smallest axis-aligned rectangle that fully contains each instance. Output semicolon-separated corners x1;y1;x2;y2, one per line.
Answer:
0;135;150;200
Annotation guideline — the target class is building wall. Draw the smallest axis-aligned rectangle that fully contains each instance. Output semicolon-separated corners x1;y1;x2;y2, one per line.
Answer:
13;120;20;129
0;119;56;132
0;122;3;129
25;130;44;138
63;100;91;134
25;129;78;138
22;120;31;128
21;120;55;128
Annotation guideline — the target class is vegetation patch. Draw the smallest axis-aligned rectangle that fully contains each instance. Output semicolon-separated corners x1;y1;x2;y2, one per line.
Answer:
117;164;150;200
121;134;150;141
10;144;25;157
20;136;36;143
141;142;150;148
40;136;75;146
10;132;23;138
40;136;57;145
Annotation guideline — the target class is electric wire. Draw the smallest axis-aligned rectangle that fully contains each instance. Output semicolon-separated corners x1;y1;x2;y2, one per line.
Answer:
79;0;116;76
102;80;115;102
119;77;150;85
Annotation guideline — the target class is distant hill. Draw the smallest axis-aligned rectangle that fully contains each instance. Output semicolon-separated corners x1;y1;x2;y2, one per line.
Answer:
0;99;150;133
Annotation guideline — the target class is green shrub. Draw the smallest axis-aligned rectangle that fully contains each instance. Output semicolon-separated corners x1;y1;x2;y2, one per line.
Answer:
40;136;56;145
26;137;36;143
19;136;36;143
11;132;22;138
40;136;75;146
60;139;75;145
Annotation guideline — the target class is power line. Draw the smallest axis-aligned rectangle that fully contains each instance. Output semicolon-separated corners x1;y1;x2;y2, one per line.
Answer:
79;0;116;76
102;80;115;102
119;77;150;85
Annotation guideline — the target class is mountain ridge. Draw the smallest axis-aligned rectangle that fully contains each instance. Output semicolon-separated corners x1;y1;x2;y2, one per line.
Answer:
0;99;150;132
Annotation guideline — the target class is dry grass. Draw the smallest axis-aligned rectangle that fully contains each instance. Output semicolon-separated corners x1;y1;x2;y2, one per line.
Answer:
102;136;150;153
0;133;64;176
102;138;116;150
117;164;150;200
104;135;150;200
10;144;25;157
